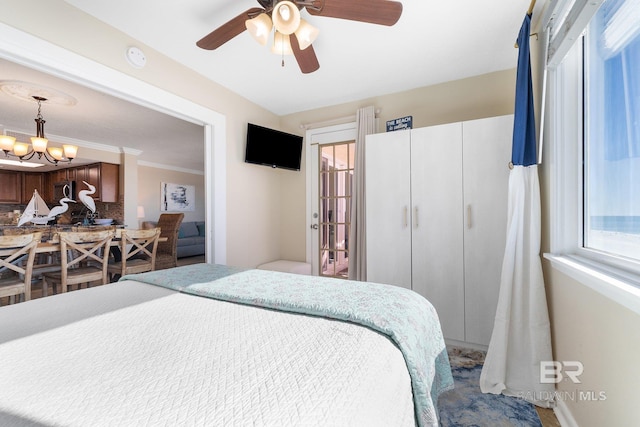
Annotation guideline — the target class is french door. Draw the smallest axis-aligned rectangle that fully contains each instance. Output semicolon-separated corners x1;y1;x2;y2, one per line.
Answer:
307;123;357;277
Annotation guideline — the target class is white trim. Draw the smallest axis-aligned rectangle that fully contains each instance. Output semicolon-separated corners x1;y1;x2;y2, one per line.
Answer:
137;160;204;176
544;254;640;314
210;121;227;265
121;147;143;156
0;22;226;264
553;399;579;427
547;0;605;68
548;43;583;255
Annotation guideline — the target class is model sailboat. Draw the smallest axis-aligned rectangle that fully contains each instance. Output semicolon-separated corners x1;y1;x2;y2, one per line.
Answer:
18;184;76;226
18;190;52;226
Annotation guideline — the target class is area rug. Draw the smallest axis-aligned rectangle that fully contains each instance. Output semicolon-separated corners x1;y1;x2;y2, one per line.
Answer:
438;347;543;427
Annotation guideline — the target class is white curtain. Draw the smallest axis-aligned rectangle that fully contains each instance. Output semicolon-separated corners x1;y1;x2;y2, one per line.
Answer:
479;165;555;407
348;106;376;281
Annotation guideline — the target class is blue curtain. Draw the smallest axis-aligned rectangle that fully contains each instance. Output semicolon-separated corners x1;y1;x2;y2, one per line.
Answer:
511;14;537;166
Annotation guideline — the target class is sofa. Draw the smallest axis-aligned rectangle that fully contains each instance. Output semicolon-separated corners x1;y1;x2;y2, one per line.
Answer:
176;221;206;258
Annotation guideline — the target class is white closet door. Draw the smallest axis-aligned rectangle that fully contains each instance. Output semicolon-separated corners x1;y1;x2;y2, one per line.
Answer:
462;115;513;345
365;131;412;289
410;124;465;342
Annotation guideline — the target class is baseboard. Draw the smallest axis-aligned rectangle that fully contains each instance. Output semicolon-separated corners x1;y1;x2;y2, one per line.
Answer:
554;399;579;427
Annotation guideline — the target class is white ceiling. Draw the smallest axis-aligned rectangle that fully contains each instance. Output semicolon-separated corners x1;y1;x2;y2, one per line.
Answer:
63;0;542;116
1;0;544;172
0;59;205;173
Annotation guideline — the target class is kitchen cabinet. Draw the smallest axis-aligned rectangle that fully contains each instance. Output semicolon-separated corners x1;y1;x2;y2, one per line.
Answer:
0;170;22;204
365;115;513;346
0;162;119;205
74;162;119;202
49;168;68;184
22;173;45;203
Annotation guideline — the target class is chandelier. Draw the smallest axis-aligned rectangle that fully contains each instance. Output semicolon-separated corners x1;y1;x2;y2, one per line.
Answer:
0;96;78;166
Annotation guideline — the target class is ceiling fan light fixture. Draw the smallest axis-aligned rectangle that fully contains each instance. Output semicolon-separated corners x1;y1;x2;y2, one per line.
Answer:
295;19;319;50
272;1;300;35
245;13;273;46
271;31;293;55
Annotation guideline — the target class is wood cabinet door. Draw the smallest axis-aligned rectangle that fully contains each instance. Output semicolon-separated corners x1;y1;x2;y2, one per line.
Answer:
97;163;119;202
74;165;86;200
50;169;68;184
74;163;119;202
365;130;412;289
42;172;53;202
462;114;513;346
66;167;77;182
75;163;102;200
0;171;22;203
22;173;44;203
410;124;466;342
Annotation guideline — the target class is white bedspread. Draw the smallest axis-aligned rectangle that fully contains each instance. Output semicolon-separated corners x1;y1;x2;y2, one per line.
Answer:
0;281;415;426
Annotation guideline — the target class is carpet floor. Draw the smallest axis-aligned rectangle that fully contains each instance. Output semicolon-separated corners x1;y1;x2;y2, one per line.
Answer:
438;347;543;427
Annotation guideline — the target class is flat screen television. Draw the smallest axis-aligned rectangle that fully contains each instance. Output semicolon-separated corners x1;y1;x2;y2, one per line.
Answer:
245;123;303;171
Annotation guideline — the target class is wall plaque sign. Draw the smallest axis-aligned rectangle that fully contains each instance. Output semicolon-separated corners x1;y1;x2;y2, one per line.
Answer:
386;116;413;132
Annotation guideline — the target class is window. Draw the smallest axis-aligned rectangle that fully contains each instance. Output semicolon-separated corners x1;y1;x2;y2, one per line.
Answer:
584;0;640;264
547;0;640;313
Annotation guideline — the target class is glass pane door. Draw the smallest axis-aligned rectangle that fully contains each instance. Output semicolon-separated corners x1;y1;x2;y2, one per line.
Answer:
319;141;354;278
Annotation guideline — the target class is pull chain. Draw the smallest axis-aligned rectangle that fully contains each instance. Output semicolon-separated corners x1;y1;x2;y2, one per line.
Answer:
281;34;285;67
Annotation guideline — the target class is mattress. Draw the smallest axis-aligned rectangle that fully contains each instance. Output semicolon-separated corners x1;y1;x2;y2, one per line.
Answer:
0;264;453;426
0;281;415;426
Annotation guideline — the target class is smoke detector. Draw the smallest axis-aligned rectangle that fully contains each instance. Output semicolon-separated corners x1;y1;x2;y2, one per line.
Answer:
125;46;146;69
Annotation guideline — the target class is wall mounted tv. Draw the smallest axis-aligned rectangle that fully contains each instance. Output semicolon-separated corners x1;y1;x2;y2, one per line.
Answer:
245;123;303;171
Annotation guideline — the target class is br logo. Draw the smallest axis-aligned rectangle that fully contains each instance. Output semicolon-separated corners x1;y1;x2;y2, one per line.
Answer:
540;361;584;384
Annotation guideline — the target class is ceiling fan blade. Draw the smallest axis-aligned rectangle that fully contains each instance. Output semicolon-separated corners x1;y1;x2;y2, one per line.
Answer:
290;33;320;74
196;7;264;50
307;0;403;26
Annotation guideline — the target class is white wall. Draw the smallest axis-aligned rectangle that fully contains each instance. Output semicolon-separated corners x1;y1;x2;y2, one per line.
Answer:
137;165;205;225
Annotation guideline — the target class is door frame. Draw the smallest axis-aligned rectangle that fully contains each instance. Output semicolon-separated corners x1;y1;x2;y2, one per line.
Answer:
305;122;357;275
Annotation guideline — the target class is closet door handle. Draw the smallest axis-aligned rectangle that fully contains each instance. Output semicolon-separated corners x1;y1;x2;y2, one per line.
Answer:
403;206;408;228
414;206;419;228
467;205;472;229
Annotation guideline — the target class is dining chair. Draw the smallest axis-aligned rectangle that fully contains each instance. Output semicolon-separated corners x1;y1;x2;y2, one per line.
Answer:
0;233;40;305
107;227;160;282
154;213;184;270
43;230;114;293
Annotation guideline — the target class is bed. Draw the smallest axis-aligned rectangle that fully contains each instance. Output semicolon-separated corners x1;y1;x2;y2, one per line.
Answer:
0;264;453;426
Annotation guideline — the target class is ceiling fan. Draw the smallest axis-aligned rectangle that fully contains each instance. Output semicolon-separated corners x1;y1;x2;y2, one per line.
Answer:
196;0;403;74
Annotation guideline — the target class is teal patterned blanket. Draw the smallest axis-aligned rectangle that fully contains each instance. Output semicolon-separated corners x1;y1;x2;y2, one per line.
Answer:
121;263;453;427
